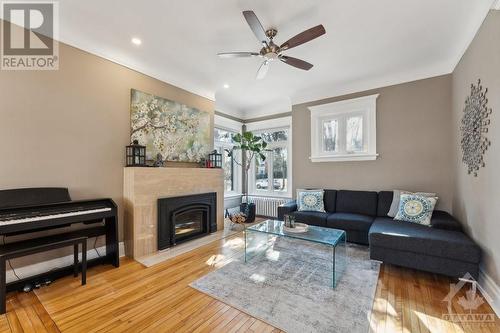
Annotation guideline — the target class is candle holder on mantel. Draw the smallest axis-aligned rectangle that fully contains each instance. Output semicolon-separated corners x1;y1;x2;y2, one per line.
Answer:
206;150;222;168
125;140;146;167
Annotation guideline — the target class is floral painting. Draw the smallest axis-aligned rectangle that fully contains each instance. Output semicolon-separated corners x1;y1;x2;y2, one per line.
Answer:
130;89;211;162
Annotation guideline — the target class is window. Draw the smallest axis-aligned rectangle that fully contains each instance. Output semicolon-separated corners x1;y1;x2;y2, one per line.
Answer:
309;94;378;162
253;129;288;194
246;117;292;197
214;127;239;194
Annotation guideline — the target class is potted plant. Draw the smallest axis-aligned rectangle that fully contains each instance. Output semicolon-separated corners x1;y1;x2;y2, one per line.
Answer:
229;131;268;223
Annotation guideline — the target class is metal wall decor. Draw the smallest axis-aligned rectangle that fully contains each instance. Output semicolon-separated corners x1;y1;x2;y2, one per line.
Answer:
460;79;492;176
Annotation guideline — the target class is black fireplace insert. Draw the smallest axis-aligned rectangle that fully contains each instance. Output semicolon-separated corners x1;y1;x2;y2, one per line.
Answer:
157;192;216;250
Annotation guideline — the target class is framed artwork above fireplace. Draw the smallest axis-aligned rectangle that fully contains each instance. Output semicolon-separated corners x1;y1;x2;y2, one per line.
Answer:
130;89;211;163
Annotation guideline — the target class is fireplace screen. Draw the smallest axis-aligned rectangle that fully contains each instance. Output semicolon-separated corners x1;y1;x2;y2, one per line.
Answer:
157;192;216;250
174;209;207;243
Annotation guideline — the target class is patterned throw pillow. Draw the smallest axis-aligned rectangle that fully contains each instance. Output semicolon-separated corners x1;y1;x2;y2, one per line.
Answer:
295;189;321;205
297;190;325;212
394;194;438;225
388;190;437;217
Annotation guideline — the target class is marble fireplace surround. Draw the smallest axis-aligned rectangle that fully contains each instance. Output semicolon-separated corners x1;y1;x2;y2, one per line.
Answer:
123;167;224;259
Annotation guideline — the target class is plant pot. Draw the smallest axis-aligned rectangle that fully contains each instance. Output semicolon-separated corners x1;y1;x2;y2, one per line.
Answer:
240;202;256;223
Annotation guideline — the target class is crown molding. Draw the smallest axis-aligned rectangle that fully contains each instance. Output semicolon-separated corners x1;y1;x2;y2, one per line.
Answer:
291;64;452;106
214;100;246;119
214;114;243;132
245;116;292;132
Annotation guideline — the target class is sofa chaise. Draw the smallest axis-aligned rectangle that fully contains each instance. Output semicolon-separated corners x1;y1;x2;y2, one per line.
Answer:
277;190;481;279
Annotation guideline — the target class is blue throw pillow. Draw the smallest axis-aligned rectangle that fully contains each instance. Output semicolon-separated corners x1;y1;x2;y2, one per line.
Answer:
297;190;325;212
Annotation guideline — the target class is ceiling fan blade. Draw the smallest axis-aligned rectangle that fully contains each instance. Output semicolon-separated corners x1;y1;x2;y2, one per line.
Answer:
243;10;269;45
256;60;270;79
218;52;260;58
280;24;326;51
279;56;313;70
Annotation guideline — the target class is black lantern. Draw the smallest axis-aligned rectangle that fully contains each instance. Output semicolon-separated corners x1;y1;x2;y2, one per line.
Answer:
126;140;146;167
207;150;222;168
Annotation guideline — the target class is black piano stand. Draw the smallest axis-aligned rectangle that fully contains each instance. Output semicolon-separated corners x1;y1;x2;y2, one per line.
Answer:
0;236;88;314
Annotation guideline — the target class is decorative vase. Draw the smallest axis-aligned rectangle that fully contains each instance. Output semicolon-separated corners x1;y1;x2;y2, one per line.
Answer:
240;202;256;223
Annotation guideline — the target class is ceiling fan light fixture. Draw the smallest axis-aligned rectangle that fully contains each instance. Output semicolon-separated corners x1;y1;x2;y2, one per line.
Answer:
218;10;325;79
264;52;279;61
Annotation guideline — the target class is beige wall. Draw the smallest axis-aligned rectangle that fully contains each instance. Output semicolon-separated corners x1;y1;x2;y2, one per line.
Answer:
292;75;453;210
451;10;500;284
0;37;215;245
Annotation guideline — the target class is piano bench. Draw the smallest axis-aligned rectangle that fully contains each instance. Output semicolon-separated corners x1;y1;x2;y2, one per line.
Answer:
0;235;88;314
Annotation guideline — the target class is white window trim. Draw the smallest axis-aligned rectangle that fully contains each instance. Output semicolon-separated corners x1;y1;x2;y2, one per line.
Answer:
246;117;292;198
309;94;379;162
214;115;243;196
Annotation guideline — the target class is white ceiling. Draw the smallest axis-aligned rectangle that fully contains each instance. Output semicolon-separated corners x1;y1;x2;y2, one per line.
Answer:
26;1;499;118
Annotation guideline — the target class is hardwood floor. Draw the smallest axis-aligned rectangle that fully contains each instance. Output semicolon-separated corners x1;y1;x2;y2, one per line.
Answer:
370;263;499;333
0;230;498;332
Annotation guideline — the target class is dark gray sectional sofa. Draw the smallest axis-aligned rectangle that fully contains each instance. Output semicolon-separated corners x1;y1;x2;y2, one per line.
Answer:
277;189;481;279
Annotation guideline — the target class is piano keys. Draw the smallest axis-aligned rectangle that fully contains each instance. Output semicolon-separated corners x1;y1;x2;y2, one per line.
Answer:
0;199;116;234
0;206;111;225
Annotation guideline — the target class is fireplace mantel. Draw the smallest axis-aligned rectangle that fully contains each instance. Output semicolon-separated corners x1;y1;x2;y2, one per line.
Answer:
123;167;224;259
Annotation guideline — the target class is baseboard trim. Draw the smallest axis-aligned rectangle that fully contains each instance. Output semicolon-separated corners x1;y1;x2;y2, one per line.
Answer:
6;241;125;284
478;268;500;316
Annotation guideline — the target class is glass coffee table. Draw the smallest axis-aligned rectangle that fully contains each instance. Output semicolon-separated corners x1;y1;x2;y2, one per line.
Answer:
244;220;347;288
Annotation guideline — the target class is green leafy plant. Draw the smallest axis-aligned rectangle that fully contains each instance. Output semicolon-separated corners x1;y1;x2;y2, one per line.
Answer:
229;131;268;205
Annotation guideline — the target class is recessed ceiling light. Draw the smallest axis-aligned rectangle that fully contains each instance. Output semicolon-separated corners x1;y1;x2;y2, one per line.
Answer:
131;37;142;46
223;83;230;89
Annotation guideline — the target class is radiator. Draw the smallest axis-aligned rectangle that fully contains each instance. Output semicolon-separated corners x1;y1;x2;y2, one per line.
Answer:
246;196;291;218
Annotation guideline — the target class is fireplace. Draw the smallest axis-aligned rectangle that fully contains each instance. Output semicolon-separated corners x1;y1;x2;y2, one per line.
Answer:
157;192;217;250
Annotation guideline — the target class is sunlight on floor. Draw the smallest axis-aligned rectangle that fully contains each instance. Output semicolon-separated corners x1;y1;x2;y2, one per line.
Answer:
370;292;408;333
371;294;398;318
265;249;281;261
223;237;244;249
414;310;466;333
205;254;232;268
250;273;266;283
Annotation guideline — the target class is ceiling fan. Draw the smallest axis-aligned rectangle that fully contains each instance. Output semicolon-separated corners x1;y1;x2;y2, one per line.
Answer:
218;10;326;80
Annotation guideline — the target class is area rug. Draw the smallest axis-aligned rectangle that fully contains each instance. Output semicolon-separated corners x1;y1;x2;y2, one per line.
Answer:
190;237;380;333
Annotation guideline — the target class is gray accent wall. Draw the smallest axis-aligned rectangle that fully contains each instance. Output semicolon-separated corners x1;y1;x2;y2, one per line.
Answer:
292;75;453;211
451;10;500;285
